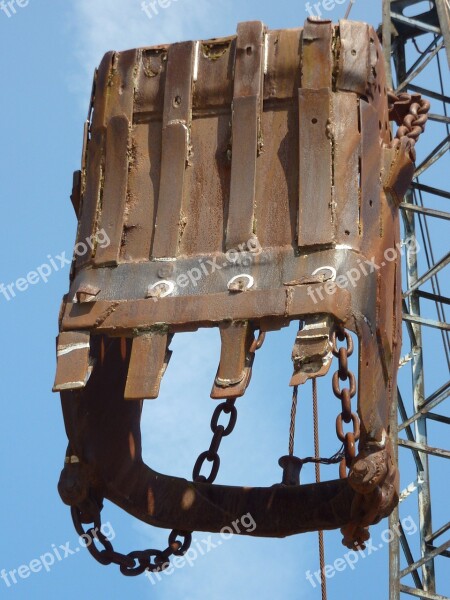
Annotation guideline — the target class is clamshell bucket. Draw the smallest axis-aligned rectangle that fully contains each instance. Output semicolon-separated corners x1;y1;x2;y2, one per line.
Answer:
55;18;429;558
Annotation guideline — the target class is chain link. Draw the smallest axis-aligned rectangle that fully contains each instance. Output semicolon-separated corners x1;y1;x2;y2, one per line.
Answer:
387;90;430;162
69;328;268;576
71;505;193;576
68;397;238;575
71;326;355;575
331;327;360;479
249;330;266;353
193;398;238;483
70;395;239;577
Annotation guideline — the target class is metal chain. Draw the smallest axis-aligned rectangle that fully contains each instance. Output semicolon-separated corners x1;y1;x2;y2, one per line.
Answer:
193;329;265;483
331;327;360;479
70;329;266;575
71;505;192;576
387;91;430;161
192;398;238;483
70;399;239;576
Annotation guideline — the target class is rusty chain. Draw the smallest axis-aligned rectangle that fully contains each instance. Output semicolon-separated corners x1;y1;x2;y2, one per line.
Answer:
193;329;266;482
193;398;238;483
70;328;360;574
71;399;238;576
70;329;266;576
331;327;360;480
70;398;238;578
71;504;192;576
387;90;430;162
284;333;357;600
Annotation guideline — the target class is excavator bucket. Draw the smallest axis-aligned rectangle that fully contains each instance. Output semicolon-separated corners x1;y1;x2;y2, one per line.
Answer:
54;17;429;564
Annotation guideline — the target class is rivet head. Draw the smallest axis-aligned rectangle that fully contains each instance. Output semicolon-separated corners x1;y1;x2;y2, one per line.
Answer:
312;266;337;282
75;284;100;304
146;280;175;300
157;264;174;279
227;274;254;293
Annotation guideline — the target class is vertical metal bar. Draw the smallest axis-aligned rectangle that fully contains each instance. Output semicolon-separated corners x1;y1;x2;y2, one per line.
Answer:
403;188;436;593
435;0;450;69
387;1;450;597
383;6;400;598
390;392;401;600
383;0;393;88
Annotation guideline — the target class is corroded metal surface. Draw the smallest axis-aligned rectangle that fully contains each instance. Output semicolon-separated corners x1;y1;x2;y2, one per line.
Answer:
54;17;429;563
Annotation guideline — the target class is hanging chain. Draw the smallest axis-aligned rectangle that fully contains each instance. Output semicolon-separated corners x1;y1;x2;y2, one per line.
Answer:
331;327;360;480
70;402;238;577
70;330;267;576
71;399;239;576
71;505;192;576
193;398;238;483
387;91;430;161
192;330;266;483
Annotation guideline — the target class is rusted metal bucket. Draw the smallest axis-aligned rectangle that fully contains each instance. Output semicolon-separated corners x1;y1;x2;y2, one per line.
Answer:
54;17;429;560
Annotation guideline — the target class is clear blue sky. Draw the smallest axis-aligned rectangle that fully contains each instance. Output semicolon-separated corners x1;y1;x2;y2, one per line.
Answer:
1;1;448;599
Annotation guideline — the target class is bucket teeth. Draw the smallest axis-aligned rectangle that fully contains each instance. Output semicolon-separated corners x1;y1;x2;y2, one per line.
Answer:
125;332;172;400
290;316;334;386
53;331;92;392
211;321;255;399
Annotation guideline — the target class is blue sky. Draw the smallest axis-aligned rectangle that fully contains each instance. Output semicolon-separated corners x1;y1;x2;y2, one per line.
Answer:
0;1;448;599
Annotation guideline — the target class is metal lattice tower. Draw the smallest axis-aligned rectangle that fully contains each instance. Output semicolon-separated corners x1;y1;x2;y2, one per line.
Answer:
382;1;450;598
